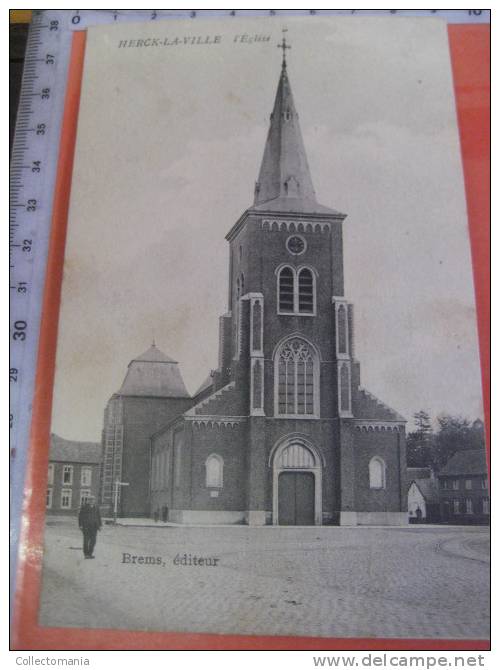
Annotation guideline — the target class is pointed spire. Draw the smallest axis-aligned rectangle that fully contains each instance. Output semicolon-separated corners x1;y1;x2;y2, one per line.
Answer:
254;35;317;208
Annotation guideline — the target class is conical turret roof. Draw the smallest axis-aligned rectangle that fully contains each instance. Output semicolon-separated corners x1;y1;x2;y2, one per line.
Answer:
253;59;342;217
118;344;190;398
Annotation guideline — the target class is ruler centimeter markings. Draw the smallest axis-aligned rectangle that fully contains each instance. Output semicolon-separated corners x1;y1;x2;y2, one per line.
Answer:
9;9;73;583
9;7;489;588
10;10;59;463
61;8;491;26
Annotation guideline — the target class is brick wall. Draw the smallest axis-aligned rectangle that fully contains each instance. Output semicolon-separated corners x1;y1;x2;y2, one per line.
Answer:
352;428;404;512
120;395;192;516
188;422;248;511
46;461;101;515
439;474;489;524
151;420;248;514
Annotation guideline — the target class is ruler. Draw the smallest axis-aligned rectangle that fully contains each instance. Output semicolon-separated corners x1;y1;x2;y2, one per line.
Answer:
10;10;74;589
9;7;490;588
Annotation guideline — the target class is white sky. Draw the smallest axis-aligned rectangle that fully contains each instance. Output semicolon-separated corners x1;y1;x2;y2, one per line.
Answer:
50;15;484;442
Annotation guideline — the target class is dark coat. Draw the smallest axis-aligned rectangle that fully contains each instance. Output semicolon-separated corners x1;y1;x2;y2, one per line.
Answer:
78;503;102;531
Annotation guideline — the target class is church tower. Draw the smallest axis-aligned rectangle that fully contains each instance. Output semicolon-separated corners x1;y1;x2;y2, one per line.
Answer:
222;39;354;525
149;39;407;526
100;344;191;517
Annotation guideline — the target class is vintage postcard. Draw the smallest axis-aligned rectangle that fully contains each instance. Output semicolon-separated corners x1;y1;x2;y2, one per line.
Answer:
21;15;489;644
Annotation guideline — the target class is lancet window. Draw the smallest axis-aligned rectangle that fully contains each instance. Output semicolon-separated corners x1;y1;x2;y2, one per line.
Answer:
275;337;318;417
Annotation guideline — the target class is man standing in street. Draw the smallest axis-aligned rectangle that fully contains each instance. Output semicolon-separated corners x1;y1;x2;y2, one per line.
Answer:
78;495;102;559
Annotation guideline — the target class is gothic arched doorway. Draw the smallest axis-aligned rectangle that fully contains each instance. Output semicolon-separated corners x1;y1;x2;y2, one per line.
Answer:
271;437;322;526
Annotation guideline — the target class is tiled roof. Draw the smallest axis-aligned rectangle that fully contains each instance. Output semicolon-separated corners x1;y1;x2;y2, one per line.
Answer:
133;345;176;364
354;388;406;422
118;344;190;398
409;478;440;504
407;467;432;480
439;449;488;477
50;434;102;464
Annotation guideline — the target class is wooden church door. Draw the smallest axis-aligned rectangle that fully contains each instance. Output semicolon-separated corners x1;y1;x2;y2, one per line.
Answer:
278;471;315;525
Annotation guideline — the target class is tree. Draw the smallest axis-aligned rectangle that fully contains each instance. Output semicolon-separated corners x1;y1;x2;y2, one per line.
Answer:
414;410;432;440
406;410;433;467
432;414;485;467
470;419;487;450
405;411;486;469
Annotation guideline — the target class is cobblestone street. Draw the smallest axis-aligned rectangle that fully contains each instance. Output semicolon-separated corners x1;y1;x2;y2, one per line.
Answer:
39;521;490;640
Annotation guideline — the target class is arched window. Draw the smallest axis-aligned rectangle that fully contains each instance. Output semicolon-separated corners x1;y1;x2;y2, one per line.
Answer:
278;267;294;312
276;337;318;416
298;268;314;314
240;273;245;297
369;457;386;489
277;266;316;315
205;454;223;488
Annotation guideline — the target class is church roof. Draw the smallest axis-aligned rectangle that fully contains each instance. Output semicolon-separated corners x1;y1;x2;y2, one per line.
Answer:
355;388;406;422
194;373;213;397
253;58;342;217
133;345;177;364
118;344;190;398
50;433;102;464
251;196;344;217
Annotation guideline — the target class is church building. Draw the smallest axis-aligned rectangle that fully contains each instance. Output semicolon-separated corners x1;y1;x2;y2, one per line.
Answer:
100;45;407;526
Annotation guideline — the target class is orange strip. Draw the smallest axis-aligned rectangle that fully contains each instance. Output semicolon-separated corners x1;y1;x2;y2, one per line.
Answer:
448;24;490;471
12;30;87;650
12;26;490;650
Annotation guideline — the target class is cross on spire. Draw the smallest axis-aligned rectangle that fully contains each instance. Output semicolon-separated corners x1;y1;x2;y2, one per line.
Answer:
254;32;319;208
277;28;291;68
